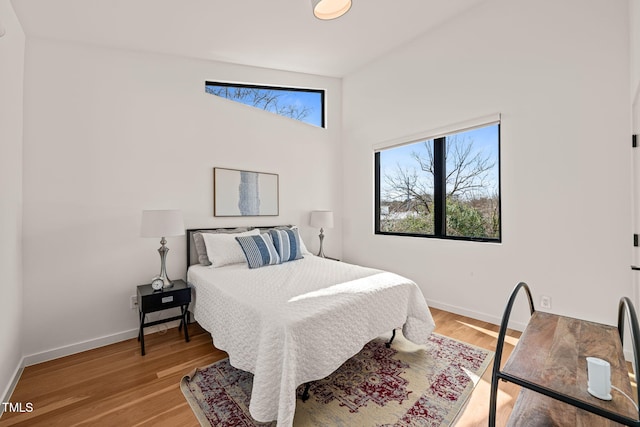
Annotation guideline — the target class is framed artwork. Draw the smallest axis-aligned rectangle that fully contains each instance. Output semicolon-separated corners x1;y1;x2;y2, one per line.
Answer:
213;167;279;217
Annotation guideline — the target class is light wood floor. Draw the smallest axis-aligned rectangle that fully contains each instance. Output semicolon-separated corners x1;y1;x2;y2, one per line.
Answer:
0;308;522;426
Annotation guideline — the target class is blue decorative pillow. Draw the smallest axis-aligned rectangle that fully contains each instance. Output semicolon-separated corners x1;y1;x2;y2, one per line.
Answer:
235;233;281;268
269;228;303;262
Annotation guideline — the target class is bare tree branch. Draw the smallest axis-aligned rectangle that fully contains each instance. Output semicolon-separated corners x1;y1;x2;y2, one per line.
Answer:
411;135;495;199
207;86;312;121
383;164;432;214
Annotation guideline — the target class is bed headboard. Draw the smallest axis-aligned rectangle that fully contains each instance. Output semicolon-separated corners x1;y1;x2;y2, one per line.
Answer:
186;225;293;267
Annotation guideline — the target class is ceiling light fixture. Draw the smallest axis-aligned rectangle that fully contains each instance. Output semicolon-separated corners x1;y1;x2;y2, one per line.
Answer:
311;0;352;20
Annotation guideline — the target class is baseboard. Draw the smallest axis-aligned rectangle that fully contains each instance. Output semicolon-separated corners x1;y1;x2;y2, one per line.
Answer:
1;358;25;419
426;298;528;332
624;348;636;365
22;319;184;367
23;328;139;367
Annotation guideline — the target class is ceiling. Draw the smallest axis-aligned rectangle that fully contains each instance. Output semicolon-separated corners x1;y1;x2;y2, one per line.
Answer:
10;0;486;77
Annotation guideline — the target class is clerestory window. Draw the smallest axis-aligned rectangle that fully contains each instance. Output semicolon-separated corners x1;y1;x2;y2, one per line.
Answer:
205;81;325;128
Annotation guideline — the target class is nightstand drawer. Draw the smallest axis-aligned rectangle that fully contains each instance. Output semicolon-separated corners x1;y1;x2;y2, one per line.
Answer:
137;280;191;313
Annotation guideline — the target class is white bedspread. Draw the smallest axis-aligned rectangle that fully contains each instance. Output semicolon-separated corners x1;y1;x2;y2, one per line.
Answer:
187;256;435;427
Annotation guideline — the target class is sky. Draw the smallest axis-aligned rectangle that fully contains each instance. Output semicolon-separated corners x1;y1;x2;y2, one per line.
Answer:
280;90;323;127
206;83;324;128
379;123;500;197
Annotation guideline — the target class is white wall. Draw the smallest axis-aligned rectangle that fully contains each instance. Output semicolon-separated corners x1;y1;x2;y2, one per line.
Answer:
21;39;343;360
342;0;632;328
633;0;640;147
632;1;640;310
632;0;640;106
0;0;24;402
0;0;25;404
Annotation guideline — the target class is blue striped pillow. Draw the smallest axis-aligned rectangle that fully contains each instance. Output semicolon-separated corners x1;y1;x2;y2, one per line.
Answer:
269;228;303;262
235;233;281;268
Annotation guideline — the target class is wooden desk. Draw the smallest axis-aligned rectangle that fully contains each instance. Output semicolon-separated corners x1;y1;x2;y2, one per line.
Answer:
503;312;637;426
489;282;640;427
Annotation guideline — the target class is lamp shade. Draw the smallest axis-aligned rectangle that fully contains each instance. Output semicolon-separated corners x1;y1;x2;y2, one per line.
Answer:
310;210;334;229
311;0;351;20
140;210;185;238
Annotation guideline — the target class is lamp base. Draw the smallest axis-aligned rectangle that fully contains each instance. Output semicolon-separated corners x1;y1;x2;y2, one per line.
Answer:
317;228;327;258
160;276;173;289
158;239;174;289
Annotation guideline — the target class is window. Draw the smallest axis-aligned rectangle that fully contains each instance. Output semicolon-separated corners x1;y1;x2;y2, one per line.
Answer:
205;81;325;128
375;122;501;242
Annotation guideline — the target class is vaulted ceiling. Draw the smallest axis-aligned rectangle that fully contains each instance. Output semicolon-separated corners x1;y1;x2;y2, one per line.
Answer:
11;0;486;77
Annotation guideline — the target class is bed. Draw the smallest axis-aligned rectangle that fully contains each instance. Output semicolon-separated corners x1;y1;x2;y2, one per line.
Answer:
186;226;435;427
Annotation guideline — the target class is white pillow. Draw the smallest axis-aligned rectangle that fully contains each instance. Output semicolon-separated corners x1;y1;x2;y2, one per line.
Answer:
291;226;312;255
202;228;260;267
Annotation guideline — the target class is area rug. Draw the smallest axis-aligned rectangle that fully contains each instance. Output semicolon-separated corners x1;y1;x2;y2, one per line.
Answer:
180;332;493;426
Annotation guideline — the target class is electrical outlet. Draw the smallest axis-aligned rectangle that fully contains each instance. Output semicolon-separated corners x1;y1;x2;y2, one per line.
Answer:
130;295;138;310
540;295;552;310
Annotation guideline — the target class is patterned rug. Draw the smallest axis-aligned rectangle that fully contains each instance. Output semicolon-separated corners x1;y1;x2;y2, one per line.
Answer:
180;332;493;426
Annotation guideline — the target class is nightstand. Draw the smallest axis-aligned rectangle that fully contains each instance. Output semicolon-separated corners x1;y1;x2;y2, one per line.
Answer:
137;279;191;356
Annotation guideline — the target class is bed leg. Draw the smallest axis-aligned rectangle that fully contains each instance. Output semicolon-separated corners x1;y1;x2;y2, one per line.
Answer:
385;329;396;348
301;383;311;402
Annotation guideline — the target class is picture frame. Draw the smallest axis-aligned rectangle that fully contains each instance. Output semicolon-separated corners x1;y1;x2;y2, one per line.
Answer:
213;167;279;217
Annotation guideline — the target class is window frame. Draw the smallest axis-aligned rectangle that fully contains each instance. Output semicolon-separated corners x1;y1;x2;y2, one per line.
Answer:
205;81;326;128
374;122;502;243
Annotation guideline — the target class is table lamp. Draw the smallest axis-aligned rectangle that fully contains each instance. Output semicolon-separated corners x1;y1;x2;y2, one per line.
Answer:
310;210;334;258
